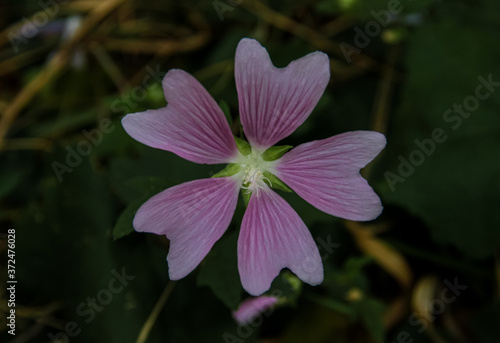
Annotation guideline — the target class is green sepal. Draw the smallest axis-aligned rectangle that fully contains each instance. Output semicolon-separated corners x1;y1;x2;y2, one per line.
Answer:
218;99;232;125
262;145;293;161
211;163;241;178
234;136;251;156
241;189;251;207
268;271;302;306
263;171;292;193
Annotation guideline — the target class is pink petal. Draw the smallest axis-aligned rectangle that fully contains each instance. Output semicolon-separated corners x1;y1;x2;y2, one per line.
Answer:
122;69;238;164
238;188;323;296
235;38;330;151
276;131;386;221
133;177;240;279
233;296;279;325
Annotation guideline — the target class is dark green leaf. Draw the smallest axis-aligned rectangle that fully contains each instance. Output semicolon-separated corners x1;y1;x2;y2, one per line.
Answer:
381;9;500;258
360;298;386;342
197;231;243;309
113;198;144;240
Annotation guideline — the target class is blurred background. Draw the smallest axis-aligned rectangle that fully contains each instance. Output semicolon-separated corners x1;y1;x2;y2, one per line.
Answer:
1;0;499;342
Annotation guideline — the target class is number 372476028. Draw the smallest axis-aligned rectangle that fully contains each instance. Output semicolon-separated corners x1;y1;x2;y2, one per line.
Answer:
7;229;15;279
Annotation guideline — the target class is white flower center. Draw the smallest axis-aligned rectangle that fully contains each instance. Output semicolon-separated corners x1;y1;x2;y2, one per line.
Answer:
241;166;270;195
236;150;276;196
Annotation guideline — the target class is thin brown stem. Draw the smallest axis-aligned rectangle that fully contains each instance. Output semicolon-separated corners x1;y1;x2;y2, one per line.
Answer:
135;281;177;343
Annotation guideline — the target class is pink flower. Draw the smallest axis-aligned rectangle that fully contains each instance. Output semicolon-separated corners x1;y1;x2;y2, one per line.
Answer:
122;38;386;296
233;295;279;326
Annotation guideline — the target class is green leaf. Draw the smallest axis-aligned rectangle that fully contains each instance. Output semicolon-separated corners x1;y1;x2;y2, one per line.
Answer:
219;99;232;125
359;298;386;342
263;171;292;192
381;7;500;258
197;231;243;309
235;136;251;155
113;198;144;240
212;163;241;178
307;294;355;316
112;176;171;240
262;145;293;161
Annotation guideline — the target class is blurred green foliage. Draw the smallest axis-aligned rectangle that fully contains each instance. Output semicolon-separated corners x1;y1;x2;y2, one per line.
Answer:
0;0;499;342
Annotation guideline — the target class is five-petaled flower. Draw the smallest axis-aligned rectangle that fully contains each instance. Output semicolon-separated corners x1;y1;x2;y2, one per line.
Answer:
122;38;386;296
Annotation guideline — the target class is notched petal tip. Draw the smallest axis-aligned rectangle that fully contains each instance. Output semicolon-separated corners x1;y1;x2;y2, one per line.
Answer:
276;131;386;222
238;188;324;296
121;68;238;164
167;258;190;280
161;68;192;98
236;37;266;52
235;38;331;150
287;50;330;74
366;130;387;150
132;178;240;280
